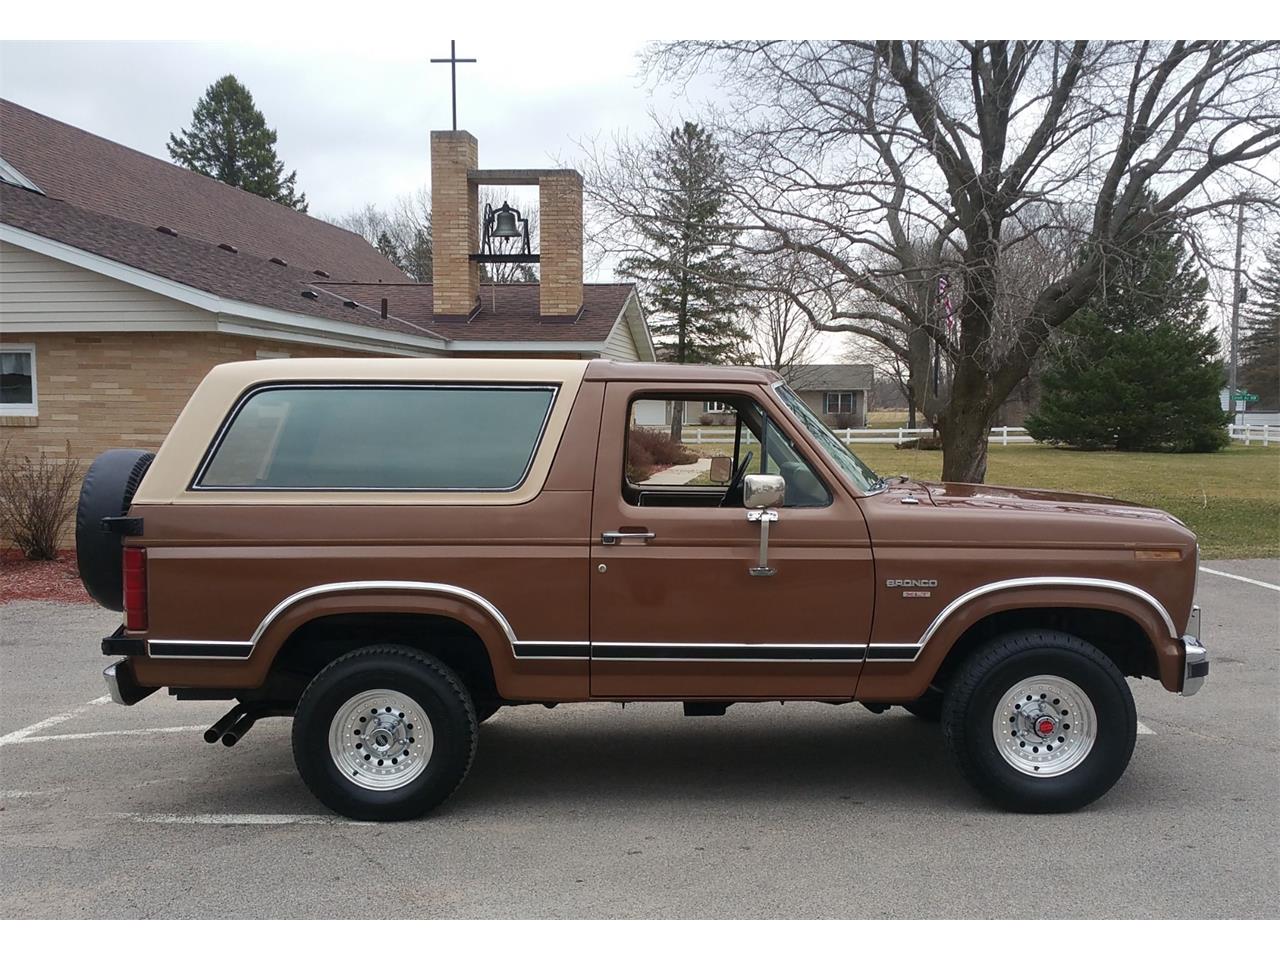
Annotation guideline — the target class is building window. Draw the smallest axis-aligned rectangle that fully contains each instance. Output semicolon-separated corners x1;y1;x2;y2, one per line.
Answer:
704;400;730;413
823;391;855;415
0;345;37;416
197;383;557;491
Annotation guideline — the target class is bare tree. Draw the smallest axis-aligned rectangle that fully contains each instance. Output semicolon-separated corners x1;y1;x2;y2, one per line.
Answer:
747;255;824;377
649;41;1280;481
328;187;432;280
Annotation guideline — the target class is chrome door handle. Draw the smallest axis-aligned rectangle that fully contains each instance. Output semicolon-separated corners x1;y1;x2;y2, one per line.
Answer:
600;531;656;545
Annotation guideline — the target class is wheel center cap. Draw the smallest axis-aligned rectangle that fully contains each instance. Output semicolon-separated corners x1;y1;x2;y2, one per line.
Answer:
365;718;404;755
1035;716;1057;738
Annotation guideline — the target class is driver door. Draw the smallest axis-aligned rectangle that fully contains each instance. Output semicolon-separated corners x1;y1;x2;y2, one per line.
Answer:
588;381;874;699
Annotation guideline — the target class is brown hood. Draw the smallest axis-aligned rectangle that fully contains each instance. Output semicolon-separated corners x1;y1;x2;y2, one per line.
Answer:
919;481;1176;523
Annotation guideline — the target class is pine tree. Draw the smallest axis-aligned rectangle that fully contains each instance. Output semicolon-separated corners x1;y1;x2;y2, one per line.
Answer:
375;231;403;270
168;75;308;211
616;122;752;440
1239;235;1280;409
1027;226;1229;452
402;228;433;283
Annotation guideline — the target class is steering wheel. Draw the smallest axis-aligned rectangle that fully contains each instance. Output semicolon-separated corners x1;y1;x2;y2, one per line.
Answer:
719;451;754;508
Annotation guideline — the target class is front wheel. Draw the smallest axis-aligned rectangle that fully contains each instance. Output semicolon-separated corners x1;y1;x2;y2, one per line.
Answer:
292;645;478;821
942;631;1136;813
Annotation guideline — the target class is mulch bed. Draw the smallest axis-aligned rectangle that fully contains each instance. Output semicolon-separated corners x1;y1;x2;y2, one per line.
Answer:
0;550;92;604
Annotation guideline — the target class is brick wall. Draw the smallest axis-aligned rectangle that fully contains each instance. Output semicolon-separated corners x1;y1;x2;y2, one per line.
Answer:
538;172;583;316
0;331;364;464
430;131;479;316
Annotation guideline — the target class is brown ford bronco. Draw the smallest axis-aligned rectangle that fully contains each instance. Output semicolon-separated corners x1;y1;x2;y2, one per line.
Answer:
76;358;1207;820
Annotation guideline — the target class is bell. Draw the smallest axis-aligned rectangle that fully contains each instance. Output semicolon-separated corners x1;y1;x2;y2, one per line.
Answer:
491;204;521;239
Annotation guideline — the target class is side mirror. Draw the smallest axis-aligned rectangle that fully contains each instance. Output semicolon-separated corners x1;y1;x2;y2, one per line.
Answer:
743;474;785;510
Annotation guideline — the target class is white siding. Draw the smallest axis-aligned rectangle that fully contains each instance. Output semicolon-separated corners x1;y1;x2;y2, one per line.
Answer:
600;315;640;361
0;241;212;327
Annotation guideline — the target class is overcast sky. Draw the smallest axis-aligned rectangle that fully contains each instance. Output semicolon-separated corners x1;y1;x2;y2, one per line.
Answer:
1;36;1262;358
0;38;680;220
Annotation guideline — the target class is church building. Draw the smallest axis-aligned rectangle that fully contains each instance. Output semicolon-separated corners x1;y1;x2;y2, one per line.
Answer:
0;98;654;464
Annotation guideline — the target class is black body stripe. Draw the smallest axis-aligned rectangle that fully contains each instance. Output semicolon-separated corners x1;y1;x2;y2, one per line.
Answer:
590;644;865;661
864;644;922;661
511;642;589;659
148;642;254;658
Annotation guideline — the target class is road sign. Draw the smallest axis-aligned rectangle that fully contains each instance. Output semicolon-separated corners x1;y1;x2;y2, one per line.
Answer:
1233;391;1259;403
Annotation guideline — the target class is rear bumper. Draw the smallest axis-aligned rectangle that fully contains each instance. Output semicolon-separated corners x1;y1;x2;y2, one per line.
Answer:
103;658;158;706
1181;605;1208;697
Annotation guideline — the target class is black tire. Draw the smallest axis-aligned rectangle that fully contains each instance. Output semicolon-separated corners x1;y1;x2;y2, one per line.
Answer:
941;630;1136;814
292;645;478;821
75;449;154;610
901;690;943;722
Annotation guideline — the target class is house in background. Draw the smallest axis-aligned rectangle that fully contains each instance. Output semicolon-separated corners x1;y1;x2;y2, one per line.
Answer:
787;364;874;427
0;100;653;466
631;363;874;430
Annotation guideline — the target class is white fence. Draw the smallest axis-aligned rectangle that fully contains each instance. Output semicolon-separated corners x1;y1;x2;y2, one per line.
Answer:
683;424;1274;447
684;426;1034;446
1229;423;1278;446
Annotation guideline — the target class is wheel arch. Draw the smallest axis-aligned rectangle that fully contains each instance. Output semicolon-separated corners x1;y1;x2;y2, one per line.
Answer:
248;582;514;695
919;579;1183;695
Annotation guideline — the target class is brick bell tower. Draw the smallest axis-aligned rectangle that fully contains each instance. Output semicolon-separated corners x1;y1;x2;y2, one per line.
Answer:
429;130;584;319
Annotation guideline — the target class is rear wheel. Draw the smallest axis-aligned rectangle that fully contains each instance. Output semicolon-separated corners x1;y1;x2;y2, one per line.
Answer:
292;645;477;821
941;630;1136;813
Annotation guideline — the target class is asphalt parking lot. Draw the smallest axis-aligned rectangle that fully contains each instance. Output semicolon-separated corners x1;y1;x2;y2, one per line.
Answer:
1;559;1277;919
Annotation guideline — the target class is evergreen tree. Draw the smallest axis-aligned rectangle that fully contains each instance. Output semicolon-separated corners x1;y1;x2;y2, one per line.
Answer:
1239;235;1280;409
402;228;433;283
375;231;403;270
1027;227;1229;453
616;122;752;439
168;75;308;211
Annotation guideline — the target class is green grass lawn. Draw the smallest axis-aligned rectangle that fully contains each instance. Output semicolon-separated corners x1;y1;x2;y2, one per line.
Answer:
865;409;911;428
689;441;1280;560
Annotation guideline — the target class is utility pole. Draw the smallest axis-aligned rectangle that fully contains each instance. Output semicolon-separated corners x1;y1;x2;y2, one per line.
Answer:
1227;201;1245;423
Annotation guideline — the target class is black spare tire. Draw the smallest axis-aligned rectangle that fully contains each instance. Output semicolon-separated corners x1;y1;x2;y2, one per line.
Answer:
75;449;154;610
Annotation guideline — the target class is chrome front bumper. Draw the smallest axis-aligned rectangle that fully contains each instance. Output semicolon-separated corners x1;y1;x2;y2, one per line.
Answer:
1181;605;1209;697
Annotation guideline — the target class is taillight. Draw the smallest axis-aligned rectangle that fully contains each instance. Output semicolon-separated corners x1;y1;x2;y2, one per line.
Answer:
123;546;148;631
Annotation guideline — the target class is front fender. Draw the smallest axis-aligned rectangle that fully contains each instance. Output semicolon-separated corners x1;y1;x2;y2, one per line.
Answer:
859;578;1184;701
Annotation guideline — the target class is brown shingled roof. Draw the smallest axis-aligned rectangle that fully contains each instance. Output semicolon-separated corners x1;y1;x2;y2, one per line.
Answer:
0;182;441;343
2;182;639;350
0;98;407;283
317;281;638;343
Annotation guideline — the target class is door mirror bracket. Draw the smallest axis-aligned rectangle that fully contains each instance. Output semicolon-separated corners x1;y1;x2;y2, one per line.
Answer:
744;475;785;577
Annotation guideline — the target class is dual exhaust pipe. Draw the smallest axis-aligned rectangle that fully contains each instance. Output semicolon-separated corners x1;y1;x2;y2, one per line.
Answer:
203;703;289;747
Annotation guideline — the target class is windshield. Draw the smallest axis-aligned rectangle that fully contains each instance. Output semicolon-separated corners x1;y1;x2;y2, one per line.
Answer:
773;383;883;493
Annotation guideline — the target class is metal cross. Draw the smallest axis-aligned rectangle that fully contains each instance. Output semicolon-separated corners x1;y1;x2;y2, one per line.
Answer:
430;40;476;131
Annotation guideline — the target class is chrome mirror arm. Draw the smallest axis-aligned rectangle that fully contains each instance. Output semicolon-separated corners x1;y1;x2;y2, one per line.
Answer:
747;508;779;577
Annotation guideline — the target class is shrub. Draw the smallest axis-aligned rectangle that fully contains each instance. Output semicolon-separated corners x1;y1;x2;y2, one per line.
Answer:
831;412;859;430
626;428;698;483
0;442;82;560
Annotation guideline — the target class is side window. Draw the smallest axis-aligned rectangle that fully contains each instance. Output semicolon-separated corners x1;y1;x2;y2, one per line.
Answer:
198;384;556;490
623;394;829;507
0;344;37;416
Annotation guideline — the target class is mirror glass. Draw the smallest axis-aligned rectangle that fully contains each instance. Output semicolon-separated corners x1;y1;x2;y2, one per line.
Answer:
743;474;786;509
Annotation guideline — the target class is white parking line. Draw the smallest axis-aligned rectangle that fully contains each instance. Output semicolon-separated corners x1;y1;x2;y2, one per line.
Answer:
9;725;207;744
0;695;111;746
1199;566;1280;592
1137;721;1156;735
123;813;370;826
